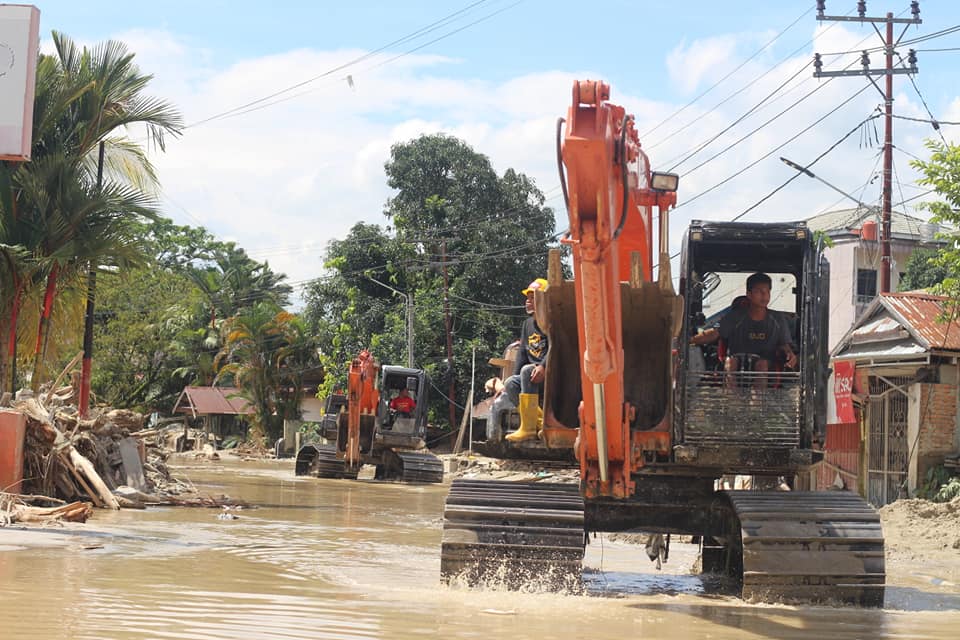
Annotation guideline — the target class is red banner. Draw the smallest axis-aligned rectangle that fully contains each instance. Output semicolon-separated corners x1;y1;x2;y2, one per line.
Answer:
834;360;856;423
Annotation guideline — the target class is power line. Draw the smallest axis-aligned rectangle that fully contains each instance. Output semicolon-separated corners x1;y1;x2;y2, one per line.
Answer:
663;61;813;173
674;83;874;211
640;5;814;139
730;112;880;222
183;1;512;128
645;6;856;153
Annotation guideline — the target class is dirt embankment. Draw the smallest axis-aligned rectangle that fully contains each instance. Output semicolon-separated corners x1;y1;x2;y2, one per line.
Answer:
879;496;960;555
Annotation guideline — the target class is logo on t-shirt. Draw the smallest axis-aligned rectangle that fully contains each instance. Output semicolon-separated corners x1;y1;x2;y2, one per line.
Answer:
527;332;547;359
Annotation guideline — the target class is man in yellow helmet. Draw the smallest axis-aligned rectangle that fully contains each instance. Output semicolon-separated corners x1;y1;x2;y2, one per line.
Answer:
497;277;549;442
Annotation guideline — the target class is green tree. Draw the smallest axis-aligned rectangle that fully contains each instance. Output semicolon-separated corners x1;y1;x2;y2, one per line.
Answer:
305;134;558;427
215;303;316;445
92;266;203;411
910;140;960;311
0;31;182;391
88;217;292;412
899;247;949;292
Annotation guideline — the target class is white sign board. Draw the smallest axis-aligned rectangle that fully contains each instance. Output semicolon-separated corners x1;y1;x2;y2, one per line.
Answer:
0;4;40;161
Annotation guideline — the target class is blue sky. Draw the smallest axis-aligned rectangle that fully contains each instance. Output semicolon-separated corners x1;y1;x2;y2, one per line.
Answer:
28;1;960;295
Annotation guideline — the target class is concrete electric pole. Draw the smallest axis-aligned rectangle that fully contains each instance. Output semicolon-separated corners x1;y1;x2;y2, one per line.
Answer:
813;1;922;293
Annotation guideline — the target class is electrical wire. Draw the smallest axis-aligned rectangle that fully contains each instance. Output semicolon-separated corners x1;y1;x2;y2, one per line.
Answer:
674;82;874;212
184;1;501;128
645;6;855;152
640;4;814;139
664;61;814;173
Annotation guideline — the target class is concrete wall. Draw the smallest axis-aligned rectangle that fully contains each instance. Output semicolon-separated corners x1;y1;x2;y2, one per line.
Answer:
824;240;857;352
300;396;325;422
825;238;927;352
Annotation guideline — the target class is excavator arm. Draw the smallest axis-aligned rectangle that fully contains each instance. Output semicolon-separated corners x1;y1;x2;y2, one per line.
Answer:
560;80;678;498
344;349;380;468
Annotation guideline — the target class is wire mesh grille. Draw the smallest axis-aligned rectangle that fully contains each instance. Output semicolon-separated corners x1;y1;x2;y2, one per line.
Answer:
683;370;801;447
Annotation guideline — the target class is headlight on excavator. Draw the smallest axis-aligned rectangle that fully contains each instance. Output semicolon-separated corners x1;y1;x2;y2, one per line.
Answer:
651;171;679;192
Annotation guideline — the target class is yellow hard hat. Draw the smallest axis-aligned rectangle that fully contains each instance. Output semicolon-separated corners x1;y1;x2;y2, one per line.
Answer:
522;278;549;295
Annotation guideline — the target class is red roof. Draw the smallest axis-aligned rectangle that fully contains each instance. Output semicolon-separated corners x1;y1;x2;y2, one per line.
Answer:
173;386;255;418
882;292;960;351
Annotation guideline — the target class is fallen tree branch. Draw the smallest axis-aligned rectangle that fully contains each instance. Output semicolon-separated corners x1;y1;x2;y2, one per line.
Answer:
9;501;93;524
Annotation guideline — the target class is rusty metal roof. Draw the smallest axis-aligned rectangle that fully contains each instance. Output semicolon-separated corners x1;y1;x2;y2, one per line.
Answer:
832;291;960;359
173;386;254;418
882;292;960;351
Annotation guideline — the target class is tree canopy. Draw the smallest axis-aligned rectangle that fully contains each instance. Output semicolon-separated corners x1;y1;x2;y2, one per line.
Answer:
910;139;960;311
304;133;560;428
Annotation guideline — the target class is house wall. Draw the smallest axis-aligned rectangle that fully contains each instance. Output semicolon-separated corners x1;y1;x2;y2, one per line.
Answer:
824;241;857;352
825;239;922;352
300;396;325;422
916;382;958;485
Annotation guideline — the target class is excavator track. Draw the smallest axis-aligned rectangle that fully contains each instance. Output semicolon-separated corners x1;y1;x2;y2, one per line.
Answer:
377;450;444;483
726;491;885;607
294;444;359;480
441;479;585;590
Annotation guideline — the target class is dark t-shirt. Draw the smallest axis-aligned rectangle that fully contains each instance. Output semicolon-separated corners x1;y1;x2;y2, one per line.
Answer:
718;307;787;361
513;316;548;375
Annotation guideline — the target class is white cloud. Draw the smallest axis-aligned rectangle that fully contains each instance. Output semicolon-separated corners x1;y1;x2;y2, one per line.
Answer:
91;21;948;308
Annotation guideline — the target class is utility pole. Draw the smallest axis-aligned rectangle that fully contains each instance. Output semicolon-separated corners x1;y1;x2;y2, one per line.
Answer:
366;275;414;367
79;141;105;418
442;238;456;431
814;1;921;293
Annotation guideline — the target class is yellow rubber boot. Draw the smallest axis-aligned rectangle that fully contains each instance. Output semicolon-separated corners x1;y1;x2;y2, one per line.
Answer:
506;393;540;442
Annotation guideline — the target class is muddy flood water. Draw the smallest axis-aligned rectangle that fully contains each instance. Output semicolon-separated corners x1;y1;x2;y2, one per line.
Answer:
1;457;958;640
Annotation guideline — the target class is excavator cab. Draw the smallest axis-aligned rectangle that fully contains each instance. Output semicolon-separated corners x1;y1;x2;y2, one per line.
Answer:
676;220;830;462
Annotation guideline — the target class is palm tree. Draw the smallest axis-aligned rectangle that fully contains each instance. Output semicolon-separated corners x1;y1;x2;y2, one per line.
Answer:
0;31;183;391
214;303;314;446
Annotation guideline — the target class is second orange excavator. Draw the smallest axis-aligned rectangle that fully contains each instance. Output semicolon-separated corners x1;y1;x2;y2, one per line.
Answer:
296;350;443;483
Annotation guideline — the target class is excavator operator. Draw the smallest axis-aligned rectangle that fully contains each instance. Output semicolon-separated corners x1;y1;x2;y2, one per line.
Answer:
496;277;549;442
389;388;416;417
690;272;797;389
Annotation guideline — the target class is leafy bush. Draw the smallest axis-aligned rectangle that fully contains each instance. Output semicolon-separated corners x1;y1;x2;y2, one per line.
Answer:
918;465;960;502
936;477;960;503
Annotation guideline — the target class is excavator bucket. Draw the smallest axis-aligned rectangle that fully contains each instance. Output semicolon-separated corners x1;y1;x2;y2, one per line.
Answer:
539;250;677;435
620;278;676;430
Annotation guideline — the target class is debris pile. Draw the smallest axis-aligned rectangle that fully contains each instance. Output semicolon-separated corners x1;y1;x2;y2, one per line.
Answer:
440;452;579;483
1;388;242;526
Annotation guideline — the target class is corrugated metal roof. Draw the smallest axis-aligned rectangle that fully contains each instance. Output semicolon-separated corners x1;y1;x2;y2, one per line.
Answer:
806;207;944;240
173;386;255;418
849;315;907;343
833;339;927;360
883;292;960;351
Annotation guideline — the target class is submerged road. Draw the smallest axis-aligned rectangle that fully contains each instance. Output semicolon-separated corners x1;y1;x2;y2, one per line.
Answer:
0;456;957;639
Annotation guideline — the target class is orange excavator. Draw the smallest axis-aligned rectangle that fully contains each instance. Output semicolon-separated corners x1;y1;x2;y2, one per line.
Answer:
441;80;885;605
296;350;443;483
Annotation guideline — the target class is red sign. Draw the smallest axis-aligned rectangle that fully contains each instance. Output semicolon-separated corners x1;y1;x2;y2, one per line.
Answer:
834;360;856;424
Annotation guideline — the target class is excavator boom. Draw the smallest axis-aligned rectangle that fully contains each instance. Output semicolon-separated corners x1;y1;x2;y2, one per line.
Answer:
560;80;677;498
